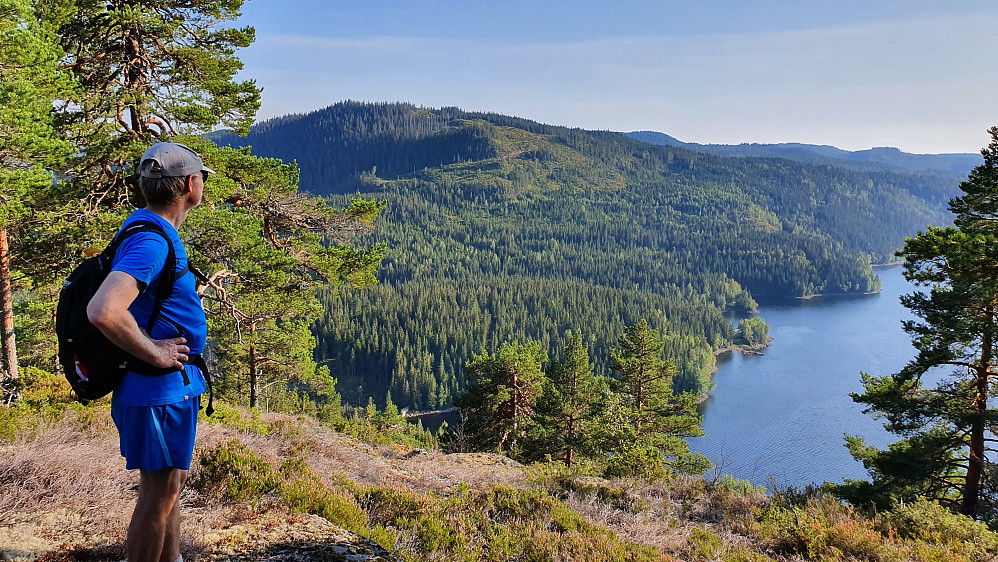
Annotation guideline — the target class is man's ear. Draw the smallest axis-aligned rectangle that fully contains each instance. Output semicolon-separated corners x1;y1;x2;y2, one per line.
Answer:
185;175;196;193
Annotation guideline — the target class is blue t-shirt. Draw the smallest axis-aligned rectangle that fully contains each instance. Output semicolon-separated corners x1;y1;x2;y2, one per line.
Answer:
110;209;207;406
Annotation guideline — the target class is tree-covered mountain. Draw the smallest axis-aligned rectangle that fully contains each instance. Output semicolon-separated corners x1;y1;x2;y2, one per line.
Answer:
627;130;981;175
212;101;958;410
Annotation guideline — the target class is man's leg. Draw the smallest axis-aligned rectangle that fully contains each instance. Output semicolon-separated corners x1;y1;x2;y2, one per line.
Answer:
127;467;188;562
159;476;186;562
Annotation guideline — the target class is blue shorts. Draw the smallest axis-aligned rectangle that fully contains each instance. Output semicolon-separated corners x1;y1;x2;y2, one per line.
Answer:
111;396;200;471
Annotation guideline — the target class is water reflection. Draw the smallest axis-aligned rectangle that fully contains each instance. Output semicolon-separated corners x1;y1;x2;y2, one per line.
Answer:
689;266;914;487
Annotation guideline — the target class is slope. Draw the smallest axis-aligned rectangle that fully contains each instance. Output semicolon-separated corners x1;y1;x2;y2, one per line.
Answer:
213;101;957;410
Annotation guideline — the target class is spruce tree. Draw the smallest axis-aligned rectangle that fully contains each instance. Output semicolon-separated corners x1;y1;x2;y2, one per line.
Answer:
529;333;604;466
611;320;703;468
845;127;998;520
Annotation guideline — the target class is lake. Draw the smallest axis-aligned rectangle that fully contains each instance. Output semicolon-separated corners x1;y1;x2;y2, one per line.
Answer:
688;265;916;487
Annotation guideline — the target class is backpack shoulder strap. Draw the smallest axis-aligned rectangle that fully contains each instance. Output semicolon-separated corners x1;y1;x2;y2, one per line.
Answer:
101;220;168;262
102;219;178;333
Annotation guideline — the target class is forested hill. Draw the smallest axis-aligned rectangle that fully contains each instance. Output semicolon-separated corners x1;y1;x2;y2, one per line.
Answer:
627;130;981;175
212;101;957;410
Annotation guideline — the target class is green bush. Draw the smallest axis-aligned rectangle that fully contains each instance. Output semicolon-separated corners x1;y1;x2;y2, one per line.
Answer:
280;476;371;538
0;367;105;442
361;484;663;562
334;415;437;451
202;402;269;435
717;474;766;496
604;445;666;480
197;439;280;500
882;498;998;556
687;527;722;560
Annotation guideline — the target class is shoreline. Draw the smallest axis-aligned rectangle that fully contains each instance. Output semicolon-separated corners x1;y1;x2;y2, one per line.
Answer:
709;338;774;374
700;338;774;404
795;290;880;300
713;338;773;358
402;406;460;419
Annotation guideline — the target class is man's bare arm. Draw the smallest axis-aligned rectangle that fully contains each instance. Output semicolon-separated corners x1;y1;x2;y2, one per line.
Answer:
86;270;189;370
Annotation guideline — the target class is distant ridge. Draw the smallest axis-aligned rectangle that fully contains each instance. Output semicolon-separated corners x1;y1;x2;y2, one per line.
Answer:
627;131;981;175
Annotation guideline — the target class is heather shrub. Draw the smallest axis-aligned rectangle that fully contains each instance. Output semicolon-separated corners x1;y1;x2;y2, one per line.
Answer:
0;367;101;442
197;438;391;546
197;439;280;500
721;548;772;562
881;498;998;558
696;483;766;527
687;527;722;560
549;474;642;512
747;493;992;561
279;464;372;540
362;484;664;561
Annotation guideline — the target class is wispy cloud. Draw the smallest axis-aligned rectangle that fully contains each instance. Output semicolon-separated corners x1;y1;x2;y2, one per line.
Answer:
241;12;998;152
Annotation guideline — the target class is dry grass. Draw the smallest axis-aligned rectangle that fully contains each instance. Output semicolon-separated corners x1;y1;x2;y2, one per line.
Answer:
0;406;529;561
6;403;997;561
0;405;779;561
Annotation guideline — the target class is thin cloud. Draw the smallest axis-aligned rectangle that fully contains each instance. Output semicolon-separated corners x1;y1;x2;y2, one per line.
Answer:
241;12;998;153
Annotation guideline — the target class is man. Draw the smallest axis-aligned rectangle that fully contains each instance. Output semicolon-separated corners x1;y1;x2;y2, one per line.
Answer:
87;142;210;562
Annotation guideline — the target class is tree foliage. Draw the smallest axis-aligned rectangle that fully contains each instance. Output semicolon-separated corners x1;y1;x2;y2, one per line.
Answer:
0;0;73;394
843;127;998;522
7;1;384;415
736;317;770;346
527;333;605;466
453;323;706;478
456;341;546;456
611;320;704;470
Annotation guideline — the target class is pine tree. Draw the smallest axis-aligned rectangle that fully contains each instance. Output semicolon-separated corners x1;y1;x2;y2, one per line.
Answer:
845;127;998;520
184;142;385;410
16;0;262;286
0;0;73;397
6;1;385;417
457;341;546;456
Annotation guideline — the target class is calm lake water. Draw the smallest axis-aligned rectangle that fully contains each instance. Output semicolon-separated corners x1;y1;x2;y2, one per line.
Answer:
688;265;915;487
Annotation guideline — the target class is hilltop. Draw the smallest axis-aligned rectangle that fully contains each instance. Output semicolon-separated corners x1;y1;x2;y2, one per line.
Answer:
3;397;996;561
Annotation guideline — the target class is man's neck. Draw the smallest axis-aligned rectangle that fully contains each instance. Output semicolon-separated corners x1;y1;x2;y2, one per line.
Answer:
144;204;187;230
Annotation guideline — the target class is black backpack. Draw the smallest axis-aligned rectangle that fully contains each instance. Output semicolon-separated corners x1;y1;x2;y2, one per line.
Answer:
56;220;212;411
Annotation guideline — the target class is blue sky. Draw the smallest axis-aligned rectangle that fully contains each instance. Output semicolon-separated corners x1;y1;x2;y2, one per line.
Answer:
233;1;998;154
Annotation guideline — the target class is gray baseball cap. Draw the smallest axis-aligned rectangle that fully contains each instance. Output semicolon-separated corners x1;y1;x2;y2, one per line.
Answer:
138;142;215;178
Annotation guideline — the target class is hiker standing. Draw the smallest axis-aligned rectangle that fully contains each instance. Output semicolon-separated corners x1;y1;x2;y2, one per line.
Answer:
87;142;210;562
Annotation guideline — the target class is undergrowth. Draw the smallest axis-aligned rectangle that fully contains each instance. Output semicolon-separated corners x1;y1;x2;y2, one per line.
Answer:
195;437;666;561
5;374;998;561
0;367;112;443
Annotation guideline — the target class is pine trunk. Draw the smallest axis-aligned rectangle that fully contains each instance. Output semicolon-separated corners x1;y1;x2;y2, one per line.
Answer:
0;228;18;383
249;343;258;409
961;304;993;517
49;287;60;375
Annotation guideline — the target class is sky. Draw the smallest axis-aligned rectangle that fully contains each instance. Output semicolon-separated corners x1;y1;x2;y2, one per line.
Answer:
232;0;998;154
